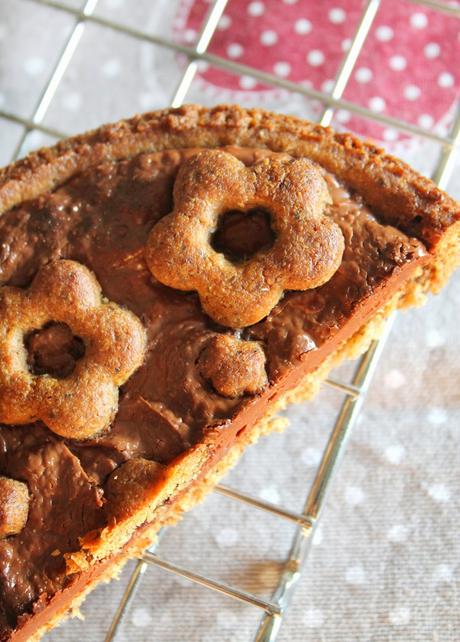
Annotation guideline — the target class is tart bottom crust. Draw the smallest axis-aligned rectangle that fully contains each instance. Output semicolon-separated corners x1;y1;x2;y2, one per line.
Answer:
10;273;435;642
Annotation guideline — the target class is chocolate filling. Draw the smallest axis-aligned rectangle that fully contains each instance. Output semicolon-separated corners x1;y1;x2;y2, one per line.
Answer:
0;146;427;638
211;207;276;262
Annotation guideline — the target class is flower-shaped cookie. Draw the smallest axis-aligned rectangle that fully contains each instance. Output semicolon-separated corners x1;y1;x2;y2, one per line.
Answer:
0;260;146;440
146;150;344;328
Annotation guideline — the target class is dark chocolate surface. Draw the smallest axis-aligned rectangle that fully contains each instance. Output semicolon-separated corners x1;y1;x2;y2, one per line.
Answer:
0;147;426;636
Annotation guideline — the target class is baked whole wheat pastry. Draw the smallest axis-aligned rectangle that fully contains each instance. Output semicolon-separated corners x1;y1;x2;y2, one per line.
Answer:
0;105;459;641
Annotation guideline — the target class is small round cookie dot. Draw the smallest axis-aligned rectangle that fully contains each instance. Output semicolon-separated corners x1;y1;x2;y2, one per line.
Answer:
274;61;291;77
227;43;243;58
295;18;312;34
375;25;394;41
410;12;428;28
0;477;29;539
389;55;407;71
329;7;346;23
345;485;365;506
248;1;264;16
389;606;411;626
404;84;421;101
384;444;405;464
387;524;409;542
355;67;373;83
424;42;440;58
345;565;366;585
438;72;454;88
261;30;278;46
307;49;325;66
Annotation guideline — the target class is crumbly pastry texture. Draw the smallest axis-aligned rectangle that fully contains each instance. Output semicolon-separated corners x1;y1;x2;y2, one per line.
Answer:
0;105;459;642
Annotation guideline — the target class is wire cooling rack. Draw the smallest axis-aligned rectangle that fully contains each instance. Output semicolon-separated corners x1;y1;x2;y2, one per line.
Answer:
1;1;459;640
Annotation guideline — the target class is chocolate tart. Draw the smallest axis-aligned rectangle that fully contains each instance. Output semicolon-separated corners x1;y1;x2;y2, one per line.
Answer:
0;105;459;641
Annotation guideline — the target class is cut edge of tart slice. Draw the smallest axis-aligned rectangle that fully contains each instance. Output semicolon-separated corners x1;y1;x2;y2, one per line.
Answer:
0;105;459;642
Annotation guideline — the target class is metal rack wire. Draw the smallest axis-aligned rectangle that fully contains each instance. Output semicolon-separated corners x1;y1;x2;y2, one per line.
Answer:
1;1;459;640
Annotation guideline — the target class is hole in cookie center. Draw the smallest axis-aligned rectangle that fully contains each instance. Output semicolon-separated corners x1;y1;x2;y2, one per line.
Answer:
25;322;85;379
211;208;276;263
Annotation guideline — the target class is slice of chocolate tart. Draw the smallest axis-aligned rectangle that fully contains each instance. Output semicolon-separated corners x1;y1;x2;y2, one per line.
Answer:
0;105;459;642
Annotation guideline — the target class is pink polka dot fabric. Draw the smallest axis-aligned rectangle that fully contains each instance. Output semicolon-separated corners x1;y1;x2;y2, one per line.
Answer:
174;0;460;143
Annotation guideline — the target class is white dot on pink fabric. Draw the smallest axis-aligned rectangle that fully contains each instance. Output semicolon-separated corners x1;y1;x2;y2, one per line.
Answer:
424;42;440;58
410;12;428;29
355;67;373;83
389;55;407;71
274;61;291;77
329;7;346;24
227;43;243;58
295;18;312;34
307;49;325;66
438;72;454;88
248;1;265;16
369;96;386;112
375;25;394;42
404;84;421;100
260;30;278;46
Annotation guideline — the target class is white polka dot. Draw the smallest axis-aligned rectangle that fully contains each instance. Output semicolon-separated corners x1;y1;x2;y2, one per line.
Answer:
345;565;366;585
274;61;291;77
384;368;406;388
303;608;324;628
259;485;280;503
215;527;240;547
411;12;428;29
433;563;453;582
438;72;454;88
427;407;448;425
24;57;46;76
301;447;321;467
404;84;421;101
101;58;122;77
389;54;407;71
355;67;373;83
369;96;386;113
131;607;152;627
425;328;445;347
62;91;82;111
376;25;394;42
341;38;352;51
329;7;346;23
218;14;231;30
387;524;409;542
345;485;365;506
383;128;399;142
239;75;256;89
312;525;323;546
138;92;155;110
336;109;351;123
227;43;243;58
248;1;264;16
321;79;335;93
427;483;450;503
389;606;411;626
183;29;197;43
260;30;278;46
418;113;434;129
424;42;440;59
384;444;405;464
307;50;325;66
197;60;209;72
295;18;312;35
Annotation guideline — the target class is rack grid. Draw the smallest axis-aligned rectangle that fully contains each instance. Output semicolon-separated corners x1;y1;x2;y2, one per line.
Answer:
2;1;459;640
